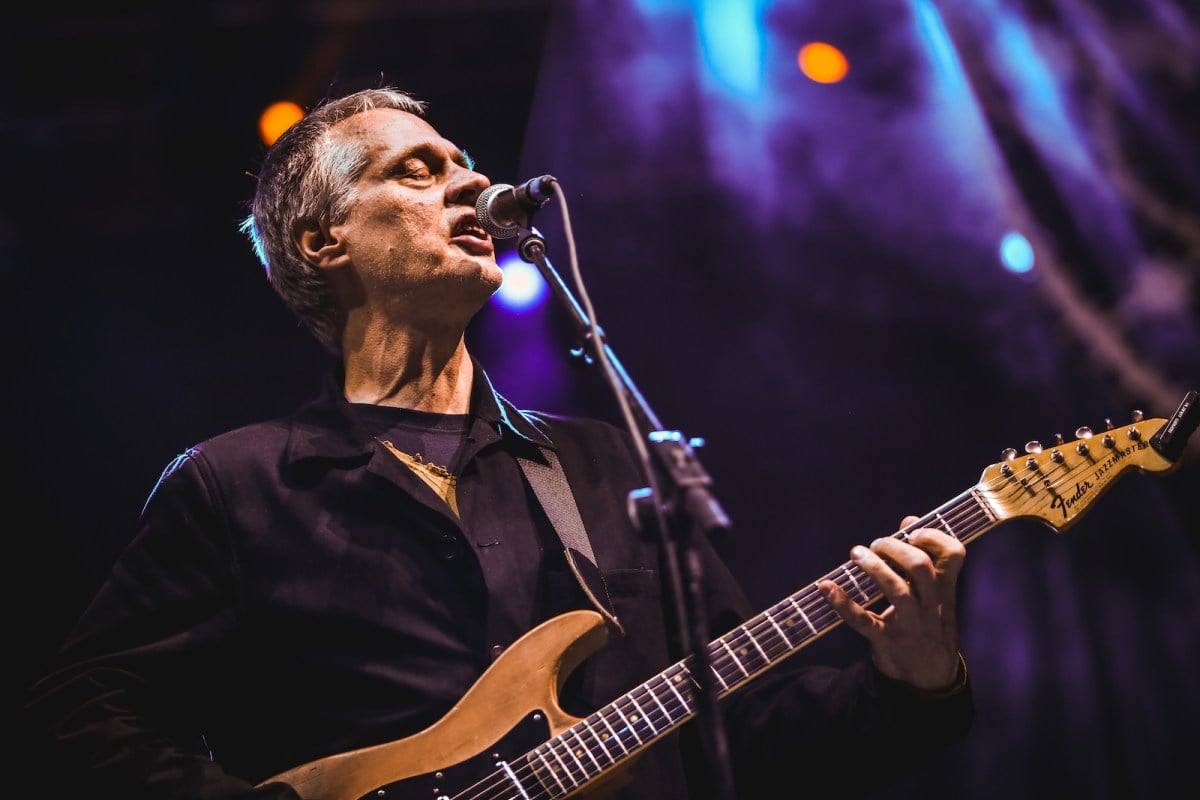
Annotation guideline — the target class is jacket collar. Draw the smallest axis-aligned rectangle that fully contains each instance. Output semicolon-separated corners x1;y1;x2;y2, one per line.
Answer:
284;358;554;467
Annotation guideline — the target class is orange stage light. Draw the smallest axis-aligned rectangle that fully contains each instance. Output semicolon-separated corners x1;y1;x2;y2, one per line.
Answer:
798;42;849;84
258;101;305;146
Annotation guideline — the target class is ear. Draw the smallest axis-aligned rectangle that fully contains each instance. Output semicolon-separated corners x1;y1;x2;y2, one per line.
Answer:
293;218;349;271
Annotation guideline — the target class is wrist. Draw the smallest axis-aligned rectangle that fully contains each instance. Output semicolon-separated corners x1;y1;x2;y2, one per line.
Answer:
904;650;969;698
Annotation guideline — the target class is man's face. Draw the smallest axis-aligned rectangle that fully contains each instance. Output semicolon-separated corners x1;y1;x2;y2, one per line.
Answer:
326;108;504;326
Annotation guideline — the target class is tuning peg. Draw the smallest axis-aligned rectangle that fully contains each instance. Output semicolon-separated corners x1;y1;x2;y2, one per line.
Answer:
1054;433;1065;445
1001;447;1018;461
1075;426;1093;439
1102;433;1116;447
1131;409;1144;423
1024;440;1043;453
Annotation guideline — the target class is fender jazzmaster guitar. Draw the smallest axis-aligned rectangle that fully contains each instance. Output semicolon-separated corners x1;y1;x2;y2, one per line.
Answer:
261;391;1198;800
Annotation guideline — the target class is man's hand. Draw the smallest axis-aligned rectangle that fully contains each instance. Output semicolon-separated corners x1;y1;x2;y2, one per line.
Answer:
818;516;966;691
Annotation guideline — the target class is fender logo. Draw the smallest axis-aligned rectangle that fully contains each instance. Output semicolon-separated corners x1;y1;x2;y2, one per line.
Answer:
1051;479;1094;519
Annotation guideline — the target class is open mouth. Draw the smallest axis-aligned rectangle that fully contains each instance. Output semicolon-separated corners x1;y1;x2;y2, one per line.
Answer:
452;218;490;241
450;217;494;255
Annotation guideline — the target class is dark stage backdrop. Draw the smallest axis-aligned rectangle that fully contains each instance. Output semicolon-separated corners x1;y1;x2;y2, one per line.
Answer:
6;1;1198;799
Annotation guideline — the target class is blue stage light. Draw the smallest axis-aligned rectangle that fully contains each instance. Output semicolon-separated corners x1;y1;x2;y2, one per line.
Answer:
493;253;548;311
999;231;1035;273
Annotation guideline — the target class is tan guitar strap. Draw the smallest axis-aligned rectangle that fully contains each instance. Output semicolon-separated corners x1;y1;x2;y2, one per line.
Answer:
516;447;624;635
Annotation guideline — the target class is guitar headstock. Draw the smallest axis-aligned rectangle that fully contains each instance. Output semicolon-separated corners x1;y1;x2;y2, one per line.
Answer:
975;393;1197;533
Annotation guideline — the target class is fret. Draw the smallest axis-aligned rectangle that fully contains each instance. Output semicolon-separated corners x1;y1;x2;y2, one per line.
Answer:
645;678;674;726
933;511;955;538
558;736;589;783
723;627;768;677
544;740;581;790
742;623;770;663
531;745;568;796
663;667;691;712
716;639;746;683
706;655;731;691
764;606;794;648
842;566;870;603
789;595;818;635
628;694;657;736
565;726;604;775
969;490;997;529
580;716;618;765
594;709;631;756
612;698;645;745
497;760;533;800
549;738;585;786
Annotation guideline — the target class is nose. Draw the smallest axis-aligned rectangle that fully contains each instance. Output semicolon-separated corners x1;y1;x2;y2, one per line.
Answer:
446;165;490;207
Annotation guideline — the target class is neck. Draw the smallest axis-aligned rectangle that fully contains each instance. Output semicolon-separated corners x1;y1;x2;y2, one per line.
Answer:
341;332;474;414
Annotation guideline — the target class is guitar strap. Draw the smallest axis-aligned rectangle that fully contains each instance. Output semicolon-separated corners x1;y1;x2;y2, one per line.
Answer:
516;446;624;635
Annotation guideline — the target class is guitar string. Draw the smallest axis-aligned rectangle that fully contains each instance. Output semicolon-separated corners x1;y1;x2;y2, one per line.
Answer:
449;447;1100;799
447;436;1131;799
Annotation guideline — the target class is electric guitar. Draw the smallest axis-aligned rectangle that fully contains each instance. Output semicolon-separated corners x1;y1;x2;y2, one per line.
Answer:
261;391;1199;800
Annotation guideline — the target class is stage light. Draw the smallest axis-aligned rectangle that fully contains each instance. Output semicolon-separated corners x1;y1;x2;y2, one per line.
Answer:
999;231;1035;273
698;0;765;96
798;42;849;84
258;101;305;146
493;253;547;311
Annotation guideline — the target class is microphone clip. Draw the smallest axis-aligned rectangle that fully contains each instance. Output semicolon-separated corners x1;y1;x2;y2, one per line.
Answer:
476;175;558;240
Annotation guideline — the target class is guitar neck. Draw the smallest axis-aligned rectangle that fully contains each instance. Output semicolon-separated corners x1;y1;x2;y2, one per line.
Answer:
524;487;996;794
518;402;1199;795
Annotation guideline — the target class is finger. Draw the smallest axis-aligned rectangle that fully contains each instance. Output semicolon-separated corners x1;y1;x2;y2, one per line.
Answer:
818;580;880;639
870;537;937;596
906;528;967;593
850;544;912;608
899;514;920;529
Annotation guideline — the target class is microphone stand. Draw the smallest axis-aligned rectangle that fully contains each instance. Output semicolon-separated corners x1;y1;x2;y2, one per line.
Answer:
510;222;737;800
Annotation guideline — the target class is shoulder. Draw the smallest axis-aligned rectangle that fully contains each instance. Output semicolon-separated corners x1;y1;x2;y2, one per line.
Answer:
519;409;645;478
141;415;296;509
185;415;296;469
522;409;626;437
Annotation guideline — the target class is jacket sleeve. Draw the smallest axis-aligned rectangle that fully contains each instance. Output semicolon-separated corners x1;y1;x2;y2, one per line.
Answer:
21;450;302;800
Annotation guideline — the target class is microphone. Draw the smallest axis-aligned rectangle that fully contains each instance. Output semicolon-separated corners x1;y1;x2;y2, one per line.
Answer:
475;175;557;239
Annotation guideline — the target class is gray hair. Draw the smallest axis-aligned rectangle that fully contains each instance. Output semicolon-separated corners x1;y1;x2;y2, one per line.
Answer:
240;87;427;354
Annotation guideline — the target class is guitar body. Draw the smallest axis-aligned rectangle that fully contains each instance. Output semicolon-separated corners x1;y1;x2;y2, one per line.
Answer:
261;610;629;800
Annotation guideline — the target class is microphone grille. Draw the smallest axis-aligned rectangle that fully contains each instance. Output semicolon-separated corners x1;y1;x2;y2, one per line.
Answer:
476;184;519;240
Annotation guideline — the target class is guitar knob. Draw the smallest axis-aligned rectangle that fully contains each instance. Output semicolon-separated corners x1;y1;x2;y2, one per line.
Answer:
1025;440;1044;453
1077;441;1090;455
1128;426;1141;441
1026;456;1040;470
1102;433;1115;448
1001;447;1018;461
1054;433;1065;445
1075;426;1093;439
1105;418;1114;430
1051;449;1064;463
